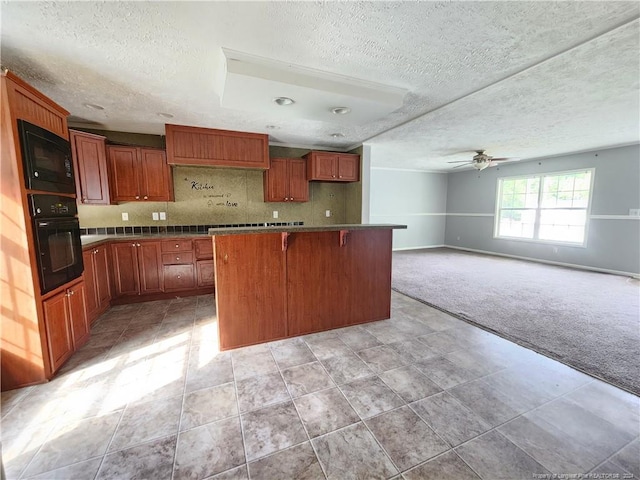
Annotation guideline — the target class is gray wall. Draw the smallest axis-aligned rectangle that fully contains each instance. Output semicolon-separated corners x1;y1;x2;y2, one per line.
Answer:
369;168;448;249
444;145;640;275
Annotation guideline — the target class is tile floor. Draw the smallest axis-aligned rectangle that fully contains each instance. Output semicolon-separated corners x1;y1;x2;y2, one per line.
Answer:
1;292;639;479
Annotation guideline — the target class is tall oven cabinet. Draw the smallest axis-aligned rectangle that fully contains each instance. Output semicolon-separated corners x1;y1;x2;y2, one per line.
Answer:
0;70;89;391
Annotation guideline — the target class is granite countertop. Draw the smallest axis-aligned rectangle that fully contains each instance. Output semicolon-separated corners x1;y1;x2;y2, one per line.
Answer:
207;224;407;235
80;232;210;247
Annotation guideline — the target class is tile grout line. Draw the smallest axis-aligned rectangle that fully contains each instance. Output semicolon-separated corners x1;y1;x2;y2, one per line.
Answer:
272;342;329;480
169;302;197;480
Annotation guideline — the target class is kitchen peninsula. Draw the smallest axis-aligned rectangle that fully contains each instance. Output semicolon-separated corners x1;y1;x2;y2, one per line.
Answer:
209;224;406;349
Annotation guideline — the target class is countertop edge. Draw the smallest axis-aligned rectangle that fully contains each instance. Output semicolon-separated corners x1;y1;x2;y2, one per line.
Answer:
207;224;407;235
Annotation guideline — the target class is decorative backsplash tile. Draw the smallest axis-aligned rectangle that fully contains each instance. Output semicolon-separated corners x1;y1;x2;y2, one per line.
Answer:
80;222;304;236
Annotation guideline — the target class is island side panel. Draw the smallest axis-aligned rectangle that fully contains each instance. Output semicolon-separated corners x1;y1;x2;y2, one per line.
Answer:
287;228;393;336
343;229;393;324
213;233;287;350
286;231;349;336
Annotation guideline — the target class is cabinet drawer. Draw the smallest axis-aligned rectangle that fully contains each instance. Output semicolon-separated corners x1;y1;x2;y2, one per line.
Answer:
161;239;193;252
162;251;194;265
194;238;213;259
163;264;195;291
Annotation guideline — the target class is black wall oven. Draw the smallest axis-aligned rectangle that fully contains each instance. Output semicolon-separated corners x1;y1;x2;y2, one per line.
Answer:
18;119;75;194
30;195;84;294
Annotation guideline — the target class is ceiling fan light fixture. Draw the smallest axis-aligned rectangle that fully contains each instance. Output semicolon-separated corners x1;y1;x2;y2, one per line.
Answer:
473;162;490;171
273;96;295;106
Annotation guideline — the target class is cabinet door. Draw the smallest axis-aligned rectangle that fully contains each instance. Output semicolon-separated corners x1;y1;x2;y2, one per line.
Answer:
82;249;99;321
214;234;287;349
138;241;163;294
108;146;140;201
264;158;289;202
288;159;309;202
196;259;215;287
111;243;140;297
71;130;111;204
194;238;213;260
42;291;73;372
94;246;112;309
140;149;172;201
68;282;90;349
307;152;337;180
337;155;360;182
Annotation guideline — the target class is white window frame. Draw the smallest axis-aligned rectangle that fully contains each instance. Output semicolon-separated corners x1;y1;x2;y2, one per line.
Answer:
493;168;595;247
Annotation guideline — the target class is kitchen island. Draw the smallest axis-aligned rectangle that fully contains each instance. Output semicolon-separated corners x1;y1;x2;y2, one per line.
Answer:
209;224;406;350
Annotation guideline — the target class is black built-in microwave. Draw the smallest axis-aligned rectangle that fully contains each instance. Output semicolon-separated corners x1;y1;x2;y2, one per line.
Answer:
18;119;75;194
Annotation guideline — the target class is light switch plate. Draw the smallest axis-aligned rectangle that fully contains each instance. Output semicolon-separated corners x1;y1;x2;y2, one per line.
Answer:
273;211;278;219
159;212;166;220
325;210;331;217
629;208;640;217
121;212;129;221
152;212;159;221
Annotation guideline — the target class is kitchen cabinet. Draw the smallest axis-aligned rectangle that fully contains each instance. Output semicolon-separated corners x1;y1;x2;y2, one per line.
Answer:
165;124;269;169
42;280;90;372
194;238;214;288
263;157;309;202
70;130;112;204
107;145;173;202
111;241;163;297
82;244;112;324
161;240;195;291
304;151;360;182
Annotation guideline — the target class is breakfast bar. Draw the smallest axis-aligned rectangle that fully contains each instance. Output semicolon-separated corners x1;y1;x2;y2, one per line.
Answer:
209;224;406;350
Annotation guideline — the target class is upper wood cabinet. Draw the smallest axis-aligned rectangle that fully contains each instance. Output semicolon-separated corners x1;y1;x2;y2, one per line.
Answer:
165;124;269;169
263;158;309;202
70;130;112;205
304;151;360;182
107;145;173;202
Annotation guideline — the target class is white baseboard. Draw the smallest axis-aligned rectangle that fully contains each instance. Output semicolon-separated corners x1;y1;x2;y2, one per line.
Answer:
444;245;640;279
392;244;446;251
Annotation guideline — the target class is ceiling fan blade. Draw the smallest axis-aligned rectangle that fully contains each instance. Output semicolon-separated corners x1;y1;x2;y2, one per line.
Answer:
447;160;471;164
489;157;512;162
452;163;471;169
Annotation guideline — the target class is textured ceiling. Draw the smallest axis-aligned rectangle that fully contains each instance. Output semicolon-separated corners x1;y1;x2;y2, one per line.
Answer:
1;1;639;171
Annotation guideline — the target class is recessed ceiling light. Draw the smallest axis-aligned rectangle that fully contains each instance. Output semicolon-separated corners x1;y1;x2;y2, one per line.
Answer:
273;97;295;106
331;107;351;115
330;133;345;138
157;112;174;119
83;103;104;110
265;125;280;130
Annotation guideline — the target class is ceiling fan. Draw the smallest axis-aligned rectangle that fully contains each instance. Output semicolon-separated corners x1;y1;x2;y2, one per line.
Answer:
447;150;513;171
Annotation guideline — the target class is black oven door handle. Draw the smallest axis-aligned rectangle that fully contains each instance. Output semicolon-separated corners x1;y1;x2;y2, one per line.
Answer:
37;219;79;228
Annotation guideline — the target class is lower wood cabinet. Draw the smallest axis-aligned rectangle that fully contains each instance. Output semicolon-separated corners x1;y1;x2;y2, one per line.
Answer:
42;280;90;372
83;244;112;323
111;241;163;297
196;260;215;287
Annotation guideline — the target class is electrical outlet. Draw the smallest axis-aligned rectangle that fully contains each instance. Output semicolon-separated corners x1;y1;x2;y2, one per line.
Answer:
629;208;640;217
325;210;331;217
152;212;159;221
121;212;129;221
159;212;166;220
273;211;278;219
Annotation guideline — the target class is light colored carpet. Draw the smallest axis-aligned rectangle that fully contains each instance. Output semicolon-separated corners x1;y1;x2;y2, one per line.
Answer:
392;247;640;395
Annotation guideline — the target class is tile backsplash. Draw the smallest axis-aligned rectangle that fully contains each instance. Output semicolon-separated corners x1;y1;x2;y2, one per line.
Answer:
80;222;304;236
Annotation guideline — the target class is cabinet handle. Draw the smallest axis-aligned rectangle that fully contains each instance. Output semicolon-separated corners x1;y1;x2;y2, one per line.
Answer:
332;175;336;178
136;243;141;247
291;197;294;201
175;244;179;248
339;176;343;178
132;243;136;247
177;275;181;279
144;196;148;200
176;256;180;261
135;195;140;200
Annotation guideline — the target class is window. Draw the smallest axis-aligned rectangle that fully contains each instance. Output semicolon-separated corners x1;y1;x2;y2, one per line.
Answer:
495;169;593;245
